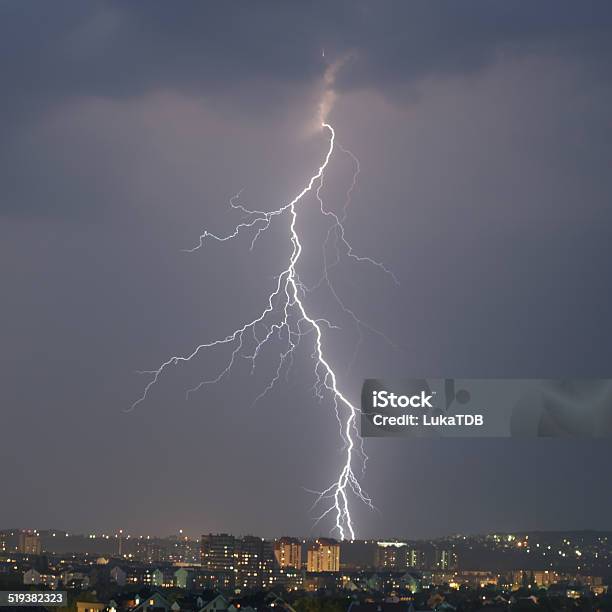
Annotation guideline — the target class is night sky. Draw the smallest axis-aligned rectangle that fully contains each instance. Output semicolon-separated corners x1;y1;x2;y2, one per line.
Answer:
2;1;612;539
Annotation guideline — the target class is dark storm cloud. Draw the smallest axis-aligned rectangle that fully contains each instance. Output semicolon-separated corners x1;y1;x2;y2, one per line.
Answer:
3;1;612;218
2;1;612;118
333;2;612;92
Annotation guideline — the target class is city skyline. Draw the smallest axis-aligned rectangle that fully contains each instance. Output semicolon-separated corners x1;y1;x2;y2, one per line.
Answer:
3;526;610;609
4;527;612;579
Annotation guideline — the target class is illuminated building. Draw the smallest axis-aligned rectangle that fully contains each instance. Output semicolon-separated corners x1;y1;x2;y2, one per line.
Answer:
274;537;302;569
408;547;426;569
434;548;458;570
23;569;59;589
200;533;280;590
236;536;280;590
200;533;237;590
260;539;280;587
236;535;263;590
375;541;426;570
134;539;164;564
18;530;41;555
375;541;407;570
307;538;340;572
167;533;200;563
201;533;236;571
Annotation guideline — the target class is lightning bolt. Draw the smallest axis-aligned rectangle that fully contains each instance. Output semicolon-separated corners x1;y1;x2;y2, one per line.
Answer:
132;122;395;540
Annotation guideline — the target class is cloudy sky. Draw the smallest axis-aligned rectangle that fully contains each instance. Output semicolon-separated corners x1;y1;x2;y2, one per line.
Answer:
2;1;612;539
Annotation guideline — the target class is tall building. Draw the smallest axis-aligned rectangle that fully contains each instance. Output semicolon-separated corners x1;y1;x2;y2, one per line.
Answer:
434;548;458;570
376;541;408;570
201;533;237;572
135;538;164;563
260;539;280;588
167;534;200;564
236;536;280;590
307;538;340;572
375;541;427;570
236;536;263;590
200;533;238;591
274;537;302;569
407;547;426;569
18;530;41;555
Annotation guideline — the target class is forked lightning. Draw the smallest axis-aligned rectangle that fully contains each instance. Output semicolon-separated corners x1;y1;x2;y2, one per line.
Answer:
132;122;395;539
